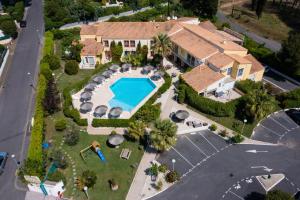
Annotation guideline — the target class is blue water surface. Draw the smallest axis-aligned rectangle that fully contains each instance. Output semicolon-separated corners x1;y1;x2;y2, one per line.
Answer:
109;78;156;112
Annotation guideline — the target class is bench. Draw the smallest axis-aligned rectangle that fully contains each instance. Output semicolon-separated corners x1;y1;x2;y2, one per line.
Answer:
120;148;132;160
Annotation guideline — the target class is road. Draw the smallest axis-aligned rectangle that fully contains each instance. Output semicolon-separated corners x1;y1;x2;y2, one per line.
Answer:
0;0;44;199
216;11;282;52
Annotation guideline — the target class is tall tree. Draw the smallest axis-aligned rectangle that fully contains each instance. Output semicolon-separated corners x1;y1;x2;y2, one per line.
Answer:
152;33;172;67
251;0;257;10
278;31;300;76
181;0;218;18
150;119;177;151
256;0;267;19
244;89;277;121
265;190;294;200
43;77;60;115
128;120;147;141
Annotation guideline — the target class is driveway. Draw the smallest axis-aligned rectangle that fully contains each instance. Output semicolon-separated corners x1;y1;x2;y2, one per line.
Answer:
151;111;300;200
263;69;299;92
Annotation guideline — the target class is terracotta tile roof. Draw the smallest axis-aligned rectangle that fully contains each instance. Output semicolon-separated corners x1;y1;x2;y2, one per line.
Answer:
227;54;252;64
244;54;265;74
170;29;219;60
216;30;243;42
81;39;103;56
181;65;224;93
207;53;234;69
81;25;97;35
198;20;217;31
83;22;176;39
181;24;247;52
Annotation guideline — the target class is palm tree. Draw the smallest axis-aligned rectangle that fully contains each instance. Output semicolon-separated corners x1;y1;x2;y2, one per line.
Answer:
150;119;177;151
152;33;172;68
128;120;147;141
245;89;277;121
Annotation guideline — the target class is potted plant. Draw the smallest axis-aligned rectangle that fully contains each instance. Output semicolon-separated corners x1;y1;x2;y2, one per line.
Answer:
149;163;159;181
109;179;118;191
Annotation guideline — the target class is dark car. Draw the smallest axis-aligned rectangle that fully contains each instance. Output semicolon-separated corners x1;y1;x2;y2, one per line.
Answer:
20;20;27;28
0;152;8;175
286;109;300;125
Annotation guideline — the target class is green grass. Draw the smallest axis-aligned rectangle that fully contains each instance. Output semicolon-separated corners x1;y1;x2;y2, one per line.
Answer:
47;117;144;200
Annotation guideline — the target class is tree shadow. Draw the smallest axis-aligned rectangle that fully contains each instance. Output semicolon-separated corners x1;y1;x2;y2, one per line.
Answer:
244;192;266;200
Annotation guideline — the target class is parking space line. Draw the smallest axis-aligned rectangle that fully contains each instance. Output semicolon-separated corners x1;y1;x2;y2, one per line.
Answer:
281;114;299;128
260;124;282;136
269;116;291;131
184;135;208;157
228;191;244;200
171;147;194;167
200;134;219;152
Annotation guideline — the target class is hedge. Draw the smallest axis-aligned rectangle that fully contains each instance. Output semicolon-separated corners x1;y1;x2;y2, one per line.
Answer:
235;80;263;94
27;74;47;174
43;31;54;56
277;88;300;108
92;119;131;127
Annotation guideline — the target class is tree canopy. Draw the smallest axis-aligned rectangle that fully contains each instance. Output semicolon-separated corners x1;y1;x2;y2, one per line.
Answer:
180;0;218;18
265;190;294;200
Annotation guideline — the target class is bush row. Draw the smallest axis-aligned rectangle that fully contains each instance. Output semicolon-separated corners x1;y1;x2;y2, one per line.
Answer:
235;80;263;94
277;88;300;108
43;32;54;56
92;119;131;127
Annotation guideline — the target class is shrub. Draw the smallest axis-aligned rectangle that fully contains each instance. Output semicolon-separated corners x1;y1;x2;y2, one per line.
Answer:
55;118;67;131
156;180;163;191
64;60;79;75
92;118;130;127
65;127;79;146
231;134;244;143
219;129;228;137
149;163;159;177
158;164;168;173
40;62;52;80
277;88;300;108
165;171;180;183
81;170;97;188
43;31;54;56
0;18;18;38
235;80;263;94
177;84;186;104
209;124;217;131
132;103;161;123
47;170;67;185
18;159;44;180
46;54;61;70
49;149;68;169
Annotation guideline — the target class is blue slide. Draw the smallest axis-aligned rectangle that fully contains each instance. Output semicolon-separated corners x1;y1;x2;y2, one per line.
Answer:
96;148;106;162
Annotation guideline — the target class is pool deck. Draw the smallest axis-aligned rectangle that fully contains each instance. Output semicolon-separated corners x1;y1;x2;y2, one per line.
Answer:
72;68;164;123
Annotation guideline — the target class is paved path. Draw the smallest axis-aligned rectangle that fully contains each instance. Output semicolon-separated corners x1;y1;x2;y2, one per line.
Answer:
0;0;44;199
216;11;282;52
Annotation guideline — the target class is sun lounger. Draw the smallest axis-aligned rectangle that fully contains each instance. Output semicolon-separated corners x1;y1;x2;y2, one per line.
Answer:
120;148;132;160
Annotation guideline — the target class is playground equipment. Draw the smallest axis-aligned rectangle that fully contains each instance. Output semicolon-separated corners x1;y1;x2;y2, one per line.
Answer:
80;141;106;162
40;163;57;196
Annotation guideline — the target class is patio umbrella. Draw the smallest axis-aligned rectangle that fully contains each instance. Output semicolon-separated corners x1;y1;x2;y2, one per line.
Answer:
121;63;131;72
80;91;92;102
141;65;154;74
175;110;190;121
80;102;93;113
92;75;105;84
94;105;108;117
154;71;165;77
150;74;161;81
108;134;125;146
109;64;120;72
102;70;113;78
109;107;123;118
84;82;97;91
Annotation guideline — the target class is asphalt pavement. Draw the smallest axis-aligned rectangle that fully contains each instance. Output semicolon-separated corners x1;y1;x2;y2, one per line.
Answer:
0;0;44;199
263;69;299;92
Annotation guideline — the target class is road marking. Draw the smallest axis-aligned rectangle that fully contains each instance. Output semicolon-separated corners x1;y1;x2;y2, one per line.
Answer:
184;135;208;157
260;124;282;136
269;116;291;131
246;150;268;153
199;134;219;152
171;147;194;167
228;191;244;200
278;114;299;128
251;166;272;172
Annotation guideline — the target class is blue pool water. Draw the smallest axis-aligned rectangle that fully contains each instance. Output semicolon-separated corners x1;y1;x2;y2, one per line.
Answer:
109;78;156;112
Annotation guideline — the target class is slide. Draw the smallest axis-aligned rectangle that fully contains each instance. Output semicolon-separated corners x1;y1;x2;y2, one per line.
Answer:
96;148;106;162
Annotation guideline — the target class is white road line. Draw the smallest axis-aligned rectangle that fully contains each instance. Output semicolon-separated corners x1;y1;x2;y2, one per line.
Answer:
171;147;194;167
228;191;244;200
184;135;208;157
200;134;219;152
278;114;299;128
269;116;291;131
260;124;282;136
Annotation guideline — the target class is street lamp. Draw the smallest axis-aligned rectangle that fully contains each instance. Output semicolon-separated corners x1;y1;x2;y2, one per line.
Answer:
241;119;247;135
171;159;176;171
11;154;20;167
83;186;89;199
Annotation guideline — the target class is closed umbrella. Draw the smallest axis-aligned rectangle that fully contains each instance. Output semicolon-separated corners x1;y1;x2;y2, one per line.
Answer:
141;65;154;74
110;64;120;72
92;75;105;84
84;82;97;91
80;91;92;102
121;63;131;72
102;70;113;78
108;134;125;146
109;107;123;118
80;102;93;113
175;110;190;121
154;71;165;77
94;105;108;117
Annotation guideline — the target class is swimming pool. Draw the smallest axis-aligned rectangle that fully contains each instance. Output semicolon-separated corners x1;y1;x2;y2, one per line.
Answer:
109;78;156;112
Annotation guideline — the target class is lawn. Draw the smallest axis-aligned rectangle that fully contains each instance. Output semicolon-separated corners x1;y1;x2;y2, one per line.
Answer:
46;116;144;200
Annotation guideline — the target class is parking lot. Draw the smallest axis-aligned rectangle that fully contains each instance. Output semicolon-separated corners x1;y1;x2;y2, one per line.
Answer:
156;130;231;176
221;175;300;200
252;110;299;144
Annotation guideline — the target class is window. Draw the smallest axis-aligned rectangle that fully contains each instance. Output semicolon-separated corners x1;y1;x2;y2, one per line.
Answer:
124;40;129;47
187;54;195;66
130;40;135;47
103;40;109;47
85;57;95;65
227;67;232;75
237;68;244;77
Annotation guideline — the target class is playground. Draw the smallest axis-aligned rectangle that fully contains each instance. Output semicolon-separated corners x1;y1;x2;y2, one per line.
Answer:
54;131;144;200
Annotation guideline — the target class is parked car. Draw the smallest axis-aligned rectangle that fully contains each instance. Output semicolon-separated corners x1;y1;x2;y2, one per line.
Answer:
0;152;8;175
286;109;300;125
20;20;27;28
